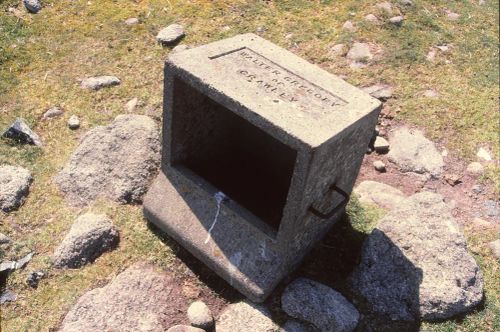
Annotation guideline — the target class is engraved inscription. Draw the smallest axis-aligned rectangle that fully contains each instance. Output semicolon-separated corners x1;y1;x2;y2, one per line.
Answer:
210;47;348;115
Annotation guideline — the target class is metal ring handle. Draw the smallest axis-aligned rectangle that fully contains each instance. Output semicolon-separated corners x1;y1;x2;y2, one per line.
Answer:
308;183;349;219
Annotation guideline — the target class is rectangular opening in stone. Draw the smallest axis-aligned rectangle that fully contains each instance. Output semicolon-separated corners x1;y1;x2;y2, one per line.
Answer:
170;78;297;233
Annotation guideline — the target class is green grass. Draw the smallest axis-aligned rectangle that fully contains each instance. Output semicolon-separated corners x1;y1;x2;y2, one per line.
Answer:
0;0;498;331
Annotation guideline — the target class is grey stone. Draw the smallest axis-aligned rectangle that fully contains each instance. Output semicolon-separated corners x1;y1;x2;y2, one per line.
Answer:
81;76;121;90
471;184;483;194
15;252;34;269
389;16;404;26
67;115;80;129
156;24;185;45
256;26;267;34
0;290;17;304
187;300;213;330
399;0;413;5
0;165;33;212
125;97;139;112
484;200;499;217
489;239;500;259
436;45;450;52
26;270;45;288
351;192;484;321
281;320;314;332
374;136;389;153
426;49;437;61
387;127;444;176
43;107;64;120
364;14;379;23
362;84;393;101
342;21;356;32
466;162;484;175
144;33;381;302
59;263;185;332
166;326;204;332
346;42;373;62
476;147;492;161
2;118;42;146
282;278;359;332
373;160;386;172
171;44;191;54
217;301;279;332
125;17;139;25
23;0;41;13
52;213;119;268
329;43;345;56
55;114;161;206
0;233;11;245
376;2;393;14
354;180;406;210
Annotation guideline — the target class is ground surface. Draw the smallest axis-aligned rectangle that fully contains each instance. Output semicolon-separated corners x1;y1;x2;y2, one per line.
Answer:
0;0;498;331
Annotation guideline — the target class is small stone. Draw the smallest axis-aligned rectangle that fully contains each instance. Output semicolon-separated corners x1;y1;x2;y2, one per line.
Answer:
81;76;121;90
0;165;33;212
281;319;314;332
23;0;41;13
374;136;390;153
329;43;346;56
346;43;373;62
441;149;448;157
187;301;213;330
373;160;386;172
52;213;119;268
15;252;34;269
426;49;437;61
466;162;484;175
423;89;439;98
400;0;413;5
0;233;11;245
476;147;492;161
125;17;139;25
217;301;279;332
256;26;267;34
166;326;204;332
354;180;406;210
0;290;17;304
171;44;191;54
389;16;404;26
342;20;356;32
362;84;393;101
376;2;393;14
282;278;359;332
471;184;483;194
2;118;43;146
125;97;139;113
436;45;450;52
364;14;380;23
446;11;460;21
68;115;80;129
26;270;45;288
444;173;461;186
156;24;185;45
484;200;499;217
43;107;64;120
488;239;500;259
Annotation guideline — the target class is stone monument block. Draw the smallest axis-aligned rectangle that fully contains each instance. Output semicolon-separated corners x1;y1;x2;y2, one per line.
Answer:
144;33;381;302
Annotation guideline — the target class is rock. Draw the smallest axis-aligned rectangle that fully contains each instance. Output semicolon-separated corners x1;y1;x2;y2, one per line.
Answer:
373;160;386;172
281;319;314;332
389;16;404;26
0;165;33;212
471;184;483;194
387;127;444;176
125;17;139;25
346;43;373;62
166;326;205;332
484;200;499;217
400;0;413;5
354;180;406;210
376;2;393;14
446;11;460;21
23;0;41;13
0;290;17;304
15;252;34;269
329;43;346;56
156;23;185;45
54;114;161;206
362;84;393;101
436;45;450;52
364;14;379;24
342;20;356;32
476;147;492;161
43;107;64;120
423;89;439;98
470;217;493;230
374;136;390;153
187;300;213;330
0;233;11;245
125;97;139;112
171;44;191;54
351;192;484;321
282;278;359;332
2;118;42;146
26;270;45;288
67;115;80;129
444;173;461;186
52;213;119;268
426;49;437;61
81;76;121;90
489;239;500;259
466;161;484;175
217;301;279;332
256;26;267;34
59;263;185;332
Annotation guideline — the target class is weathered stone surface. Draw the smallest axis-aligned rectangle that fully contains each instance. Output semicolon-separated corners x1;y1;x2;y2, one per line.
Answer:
489;239;500;259
466;162;484;175
23;0;41;13
389;16;404;26
373;160;386;172
156;24;185;45
54;114;161;206
171;44;191;54
166;326;204;332
282;278;359;332
43;107;64;120
342;20;356;32
281;319;314;332
67;115;80;129
2;118;42;146
0;165;33;212
217;301;279;332
125;17;139;25
59;263;184;332
187;300;213;330
387;127;444;176
351;192;484;321
52;213;119;268
346;43;373;62
329;43;345;56
362;84;393;101
374;136;389;153
476;147;492;161
81;76;121;90
354;180;406;210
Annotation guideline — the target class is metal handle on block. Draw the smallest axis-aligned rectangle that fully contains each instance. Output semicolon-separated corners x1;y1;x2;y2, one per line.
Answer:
308;183;349;219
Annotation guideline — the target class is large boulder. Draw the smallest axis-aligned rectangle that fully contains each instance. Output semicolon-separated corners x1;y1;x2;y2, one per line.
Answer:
0;165;33;212
217;301;279;332
350;192;483;321
52;213;119;268
387;128;444;177
54;115;161;206
281;278;359;332
59;263;185;332
353;180;406;210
